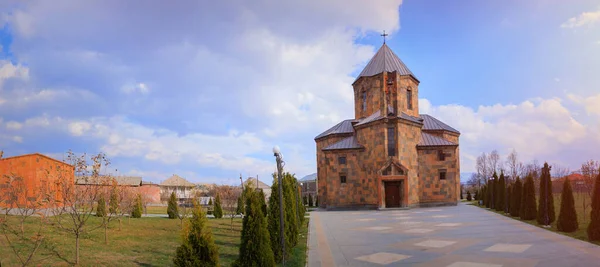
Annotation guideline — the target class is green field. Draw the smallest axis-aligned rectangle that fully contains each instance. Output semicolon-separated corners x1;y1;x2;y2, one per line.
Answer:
0;213;309;266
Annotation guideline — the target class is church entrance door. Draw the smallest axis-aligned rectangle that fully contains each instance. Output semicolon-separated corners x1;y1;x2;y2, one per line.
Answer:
384;181;403;208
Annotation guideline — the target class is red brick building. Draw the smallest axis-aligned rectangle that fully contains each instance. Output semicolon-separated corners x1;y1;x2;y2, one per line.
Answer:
315;43;460;209
0;153;74;208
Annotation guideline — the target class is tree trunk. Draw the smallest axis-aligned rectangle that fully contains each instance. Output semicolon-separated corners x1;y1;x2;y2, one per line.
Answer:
20;221;25;237
118;218;122;231
76;234;80;265
104;223;108;244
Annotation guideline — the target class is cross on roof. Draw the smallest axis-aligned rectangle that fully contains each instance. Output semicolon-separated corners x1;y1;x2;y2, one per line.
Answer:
381;30;388;44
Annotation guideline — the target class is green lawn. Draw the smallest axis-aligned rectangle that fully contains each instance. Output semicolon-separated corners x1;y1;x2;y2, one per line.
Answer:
477;192;600;246
1;212;310;266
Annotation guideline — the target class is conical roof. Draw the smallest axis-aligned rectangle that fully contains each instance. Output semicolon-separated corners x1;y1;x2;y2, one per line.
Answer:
354;43;417;83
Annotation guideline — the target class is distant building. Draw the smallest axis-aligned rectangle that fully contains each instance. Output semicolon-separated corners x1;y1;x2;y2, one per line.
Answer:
299;173;317;200
553;173;588;194
0;153;74;208
75;175;161;204
245;177;271;201
160;174;196;203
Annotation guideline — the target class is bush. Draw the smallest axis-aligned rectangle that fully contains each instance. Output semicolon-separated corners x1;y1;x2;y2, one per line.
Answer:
214;194;223;219
267;177;286;263
168;192;179;219
495;172;505;212
537;162;556;225
466;191;472;201
588;173;600;241
131;194;143;218
510;177;522;217
558;177;578;233
235;191;275;267
520;174;537;220
96;195;107;217
173;200;220;267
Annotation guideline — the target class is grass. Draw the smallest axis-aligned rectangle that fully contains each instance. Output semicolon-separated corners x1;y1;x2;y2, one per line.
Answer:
476;192;600;246
1;212;311;266
0;215;242;266
145;205;168;214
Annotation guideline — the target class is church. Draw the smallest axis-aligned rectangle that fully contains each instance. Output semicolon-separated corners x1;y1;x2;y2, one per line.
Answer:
315;42;460;209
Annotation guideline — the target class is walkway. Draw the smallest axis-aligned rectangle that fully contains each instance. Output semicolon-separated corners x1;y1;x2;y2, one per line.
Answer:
308;203;600;266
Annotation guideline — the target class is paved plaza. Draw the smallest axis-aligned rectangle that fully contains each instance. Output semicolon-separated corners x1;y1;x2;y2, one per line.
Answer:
308;203;600;266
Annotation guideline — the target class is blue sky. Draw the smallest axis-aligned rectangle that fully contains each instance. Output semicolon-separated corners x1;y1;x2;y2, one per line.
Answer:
0;0;599;185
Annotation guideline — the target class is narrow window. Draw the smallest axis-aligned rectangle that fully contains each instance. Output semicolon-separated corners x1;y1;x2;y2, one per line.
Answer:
407;88;413;110
338;156;347;165
439;169;447;180
340;174;347;184
387;126;396;157
438;150;445;161
362;91;367;111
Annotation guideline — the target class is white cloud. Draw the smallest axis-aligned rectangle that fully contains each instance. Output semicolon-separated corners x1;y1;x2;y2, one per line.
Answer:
12;136;23;143
0;60;29;88
6;121;22;130
567;93;600;117
68;121;92;136
121;82;150;94
561;8;600;28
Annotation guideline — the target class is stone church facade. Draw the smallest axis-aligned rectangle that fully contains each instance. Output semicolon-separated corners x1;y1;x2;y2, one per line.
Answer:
315;43;460;209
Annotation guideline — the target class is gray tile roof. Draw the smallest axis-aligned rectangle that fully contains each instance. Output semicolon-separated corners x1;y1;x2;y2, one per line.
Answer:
355;110;383;126
398;112;424;124
420;114;460;134
315;119;356;140
322;136;364;151
418;132;458;147
354;43;417;83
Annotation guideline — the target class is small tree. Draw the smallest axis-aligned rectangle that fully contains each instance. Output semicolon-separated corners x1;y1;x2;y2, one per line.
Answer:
558;177;578;233
131;194;143;218
510;177;523;217
466;191;472;201
460;185;464;200
168;191;179;219
213;194;223;219
520;174;537;220
96;195;107;217
495;172;505;211
207;198;213;215
474;190;478;201
234;191;275;267
235;196;244;215
308;194;314;207
537;162;555;226
173;200;220;267
588;173;600;241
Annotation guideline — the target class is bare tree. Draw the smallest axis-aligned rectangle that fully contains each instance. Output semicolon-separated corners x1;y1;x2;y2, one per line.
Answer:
506;149;520;184
489;150;501;175
217;184;242;231
49;151;110;265
176;189;192;229
1;173;52;266
580;160;600;221
476;152;489;187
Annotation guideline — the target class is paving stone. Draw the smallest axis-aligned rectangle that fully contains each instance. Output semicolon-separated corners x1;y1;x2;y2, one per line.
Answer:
355;252;411;265
436;223;462;227
405;228;434;233
484;243;532;253
446;262;502;267
415;239;457;248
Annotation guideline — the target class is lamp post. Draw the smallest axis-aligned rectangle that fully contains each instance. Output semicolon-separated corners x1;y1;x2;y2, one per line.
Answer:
273;146;286;264
505;175;509;214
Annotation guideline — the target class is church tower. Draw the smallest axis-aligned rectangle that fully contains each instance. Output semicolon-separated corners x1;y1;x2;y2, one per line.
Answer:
352;43;420;119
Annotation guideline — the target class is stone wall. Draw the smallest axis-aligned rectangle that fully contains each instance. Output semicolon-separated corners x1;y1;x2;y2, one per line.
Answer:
395;74;420;118
353;74;384;119
316;133;353;208
395;119;423;205
417;146;459;204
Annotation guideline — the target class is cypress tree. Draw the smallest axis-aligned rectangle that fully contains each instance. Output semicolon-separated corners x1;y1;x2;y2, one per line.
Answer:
466;191;472;201
257;190;268;216
267;177;285;263
96;195;107;217
496;172;505;212
283;173;298;247
214;194;223;219
109;188;119;214
308;194;314;207
296;185;305;226
132;194;143;218
506;184;512;214
235;191;275;267
481;186;487;206
207;198;213;215
537;162;556;225
558;177;578;233
474;190;478;201
588;173;600;241
303;195;308;206
510;177;523;217
460;187;464;200
236;196;244;214
168;191;179;219
173;200;220;267
520;174;537;220
315;197;318;207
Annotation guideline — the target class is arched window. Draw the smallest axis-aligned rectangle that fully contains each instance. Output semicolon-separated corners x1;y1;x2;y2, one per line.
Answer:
407;88;413;110
362;91;367;111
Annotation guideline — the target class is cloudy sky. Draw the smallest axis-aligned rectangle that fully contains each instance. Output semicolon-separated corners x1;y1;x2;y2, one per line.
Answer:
0;0;599;184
